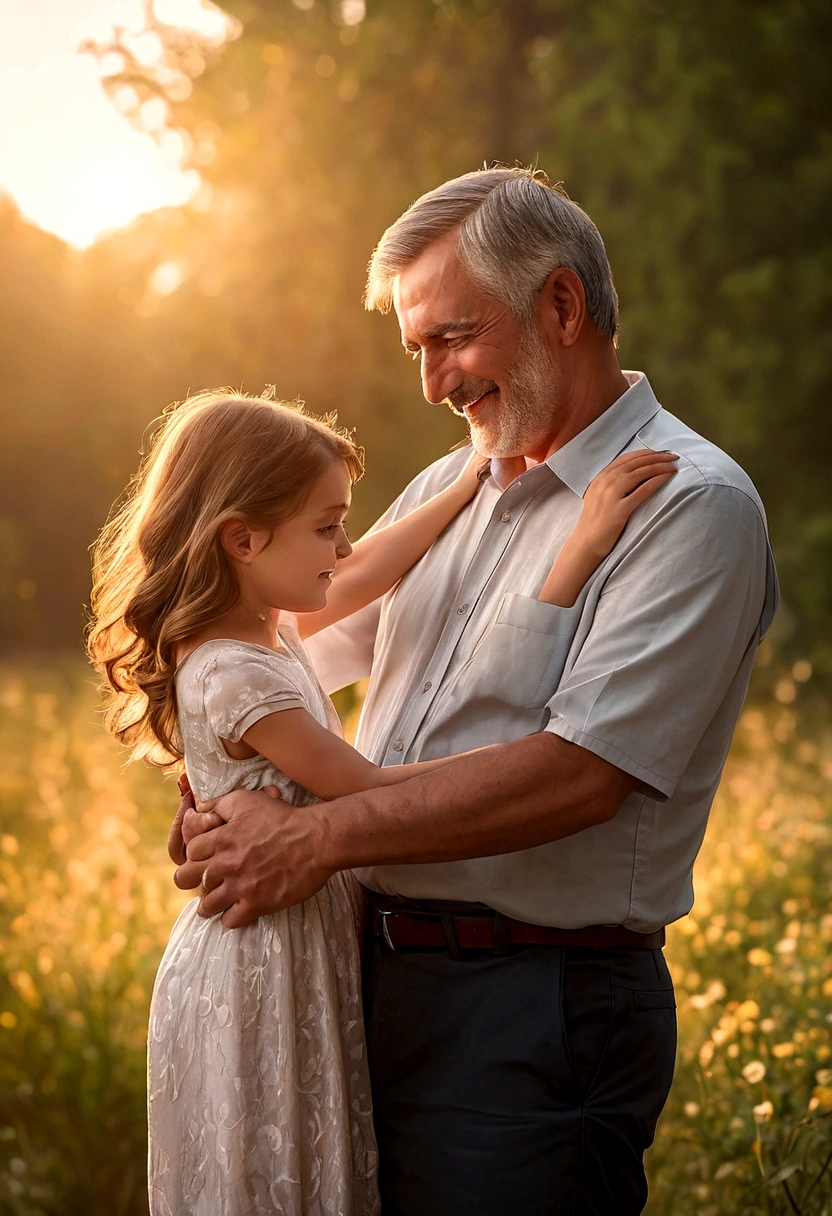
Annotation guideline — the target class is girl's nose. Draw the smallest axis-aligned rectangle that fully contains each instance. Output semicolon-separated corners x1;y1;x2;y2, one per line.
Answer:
336;527;352;559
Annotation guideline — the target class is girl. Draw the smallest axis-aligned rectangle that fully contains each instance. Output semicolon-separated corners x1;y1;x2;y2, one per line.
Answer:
87;389;675;1216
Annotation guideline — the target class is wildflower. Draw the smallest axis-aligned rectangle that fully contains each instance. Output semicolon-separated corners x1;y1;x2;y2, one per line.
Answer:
752;1100;774;1122
811;1087;832;1109
742;1061;766;1084
699;1041;715;1067
684;1102;700;1117
772;1042;795;1058
748;948;773;967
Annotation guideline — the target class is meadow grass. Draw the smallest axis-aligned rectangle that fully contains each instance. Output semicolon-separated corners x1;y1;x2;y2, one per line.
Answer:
0;657;830;1215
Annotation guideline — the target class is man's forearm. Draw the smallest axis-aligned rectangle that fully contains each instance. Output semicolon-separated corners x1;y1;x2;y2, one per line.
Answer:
314;730;638;873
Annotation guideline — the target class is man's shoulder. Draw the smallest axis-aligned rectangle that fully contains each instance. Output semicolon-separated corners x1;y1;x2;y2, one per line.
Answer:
391;446;472;511
639;409;763;509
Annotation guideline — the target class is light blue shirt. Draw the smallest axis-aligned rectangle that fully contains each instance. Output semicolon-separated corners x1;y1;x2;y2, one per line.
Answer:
306;372;778;931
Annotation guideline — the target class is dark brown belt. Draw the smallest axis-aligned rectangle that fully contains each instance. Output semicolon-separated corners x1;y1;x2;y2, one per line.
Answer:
368;894;665;958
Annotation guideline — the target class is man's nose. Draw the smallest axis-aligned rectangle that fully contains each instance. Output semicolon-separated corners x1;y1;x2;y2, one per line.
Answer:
420;348;460;406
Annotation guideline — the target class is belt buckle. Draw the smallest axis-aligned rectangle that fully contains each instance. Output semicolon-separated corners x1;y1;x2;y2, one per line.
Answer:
379;909;397;952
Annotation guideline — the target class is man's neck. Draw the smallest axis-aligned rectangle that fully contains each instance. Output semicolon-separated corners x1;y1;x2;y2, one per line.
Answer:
538;348;629;461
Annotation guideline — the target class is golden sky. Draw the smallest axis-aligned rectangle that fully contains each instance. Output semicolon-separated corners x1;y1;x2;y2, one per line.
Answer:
0;0;233;247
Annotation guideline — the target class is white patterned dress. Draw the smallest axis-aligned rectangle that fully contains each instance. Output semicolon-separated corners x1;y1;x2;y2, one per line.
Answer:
148;625;379;1216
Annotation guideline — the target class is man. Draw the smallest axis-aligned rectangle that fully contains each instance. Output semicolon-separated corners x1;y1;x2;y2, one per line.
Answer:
172;167;778;1214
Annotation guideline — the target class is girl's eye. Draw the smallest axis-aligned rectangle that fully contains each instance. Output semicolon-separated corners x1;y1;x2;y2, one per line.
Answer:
319;525;338;534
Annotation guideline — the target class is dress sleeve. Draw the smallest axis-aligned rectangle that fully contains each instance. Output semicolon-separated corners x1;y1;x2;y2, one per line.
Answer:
202;648;308;743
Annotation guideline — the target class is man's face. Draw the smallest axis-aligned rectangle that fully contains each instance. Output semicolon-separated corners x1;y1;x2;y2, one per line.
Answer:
393;232;561;460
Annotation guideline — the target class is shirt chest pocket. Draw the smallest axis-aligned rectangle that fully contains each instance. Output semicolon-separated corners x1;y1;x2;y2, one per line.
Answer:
458;592;581;709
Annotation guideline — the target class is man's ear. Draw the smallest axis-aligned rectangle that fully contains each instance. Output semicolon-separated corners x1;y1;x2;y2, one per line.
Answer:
538;267;586;347
220;520;266;563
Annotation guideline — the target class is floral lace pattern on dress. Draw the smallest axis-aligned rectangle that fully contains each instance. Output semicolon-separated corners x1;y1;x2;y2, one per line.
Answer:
148;630;379;1215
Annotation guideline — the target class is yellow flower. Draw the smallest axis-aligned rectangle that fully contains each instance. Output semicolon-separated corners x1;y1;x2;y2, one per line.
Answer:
772;1042;796;1058
753;1100;774;1122
811;1087;832;1109
742;1061;766;1084
748;948;773;967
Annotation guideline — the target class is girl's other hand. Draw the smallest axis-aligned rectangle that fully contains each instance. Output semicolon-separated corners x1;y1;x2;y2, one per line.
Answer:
575;449;679;557
455;449;492;499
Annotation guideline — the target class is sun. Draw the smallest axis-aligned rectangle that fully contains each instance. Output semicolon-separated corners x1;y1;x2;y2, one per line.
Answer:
0;0;235;249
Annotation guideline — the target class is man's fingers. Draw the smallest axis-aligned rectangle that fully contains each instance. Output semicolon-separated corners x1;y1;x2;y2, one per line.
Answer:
174;859;207;891
182;807;224;846
167;799;189;865
198;880;237;921
186;829;219;863
220;902;259;929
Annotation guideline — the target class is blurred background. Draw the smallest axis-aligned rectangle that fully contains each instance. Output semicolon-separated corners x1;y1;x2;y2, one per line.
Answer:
0;1;830;1213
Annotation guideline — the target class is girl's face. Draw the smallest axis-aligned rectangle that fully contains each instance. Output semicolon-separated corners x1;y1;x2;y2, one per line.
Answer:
245;459;353;614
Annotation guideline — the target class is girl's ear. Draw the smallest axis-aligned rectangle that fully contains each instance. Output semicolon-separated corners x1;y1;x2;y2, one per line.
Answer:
220;520;266;563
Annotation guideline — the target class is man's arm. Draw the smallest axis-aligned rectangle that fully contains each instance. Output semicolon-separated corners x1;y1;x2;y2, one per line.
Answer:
177;731;637;927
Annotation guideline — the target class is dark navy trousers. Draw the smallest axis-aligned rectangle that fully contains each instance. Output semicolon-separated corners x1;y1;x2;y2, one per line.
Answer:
364;941;677;1216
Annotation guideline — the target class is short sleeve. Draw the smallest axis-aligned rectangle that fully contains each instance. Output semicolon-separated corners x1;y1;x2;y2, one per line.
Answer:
202;647;307;743
545;482;776;800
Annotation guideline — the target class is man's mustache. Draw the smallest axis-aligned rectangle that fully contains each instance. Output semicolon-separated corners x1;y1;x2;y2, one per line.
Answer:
446;381;498;416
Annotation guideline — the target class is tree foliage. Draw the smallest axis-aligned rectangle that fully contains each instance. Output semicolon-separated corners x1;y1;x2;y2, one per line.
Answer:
1;0;829;676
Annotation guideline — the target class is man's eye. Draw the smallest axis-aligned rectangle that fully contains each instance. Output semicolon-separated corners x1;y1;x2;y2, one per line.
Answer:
405;348;420;361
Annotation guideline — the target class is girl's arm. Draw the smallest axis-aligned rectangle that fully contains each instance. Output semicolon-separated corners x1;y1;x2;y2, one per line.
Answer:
239;709;472;802
296;451;485;639
539;449;678;607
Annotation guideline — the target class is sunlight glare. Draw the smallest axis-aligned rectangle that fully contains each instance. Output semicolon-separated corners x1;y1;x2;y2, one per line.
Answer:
0;0;237;248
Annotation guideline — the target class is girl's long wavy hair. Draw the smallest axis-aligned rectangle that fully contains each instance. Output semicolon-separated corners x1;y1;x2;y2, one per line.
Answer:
87;389;364;768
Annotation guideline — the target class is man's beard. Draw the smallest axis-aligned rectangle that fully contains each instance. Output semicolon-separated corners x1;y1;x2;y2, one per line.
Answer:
451;325;561;459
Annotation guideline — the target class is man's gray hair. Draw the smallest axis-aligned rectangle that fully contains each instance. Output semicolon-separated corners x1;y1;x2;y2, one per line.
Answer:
365;166;619;340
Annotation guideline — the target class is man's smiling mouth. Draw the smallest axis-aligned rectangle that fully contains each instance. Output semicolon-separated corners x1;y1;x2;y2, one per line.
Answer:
449;386;498;417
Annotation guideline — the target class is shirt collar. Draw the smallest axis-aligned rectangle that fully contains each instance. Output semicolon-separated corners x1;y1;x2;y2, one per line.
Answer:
545;371;663;498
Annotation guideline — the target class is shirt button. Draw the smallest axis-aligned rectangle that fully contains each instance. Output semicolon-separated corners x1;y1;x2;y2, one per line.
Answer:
500;511;512;523
422;681;432;692
457;603;468;615
392;739;404;752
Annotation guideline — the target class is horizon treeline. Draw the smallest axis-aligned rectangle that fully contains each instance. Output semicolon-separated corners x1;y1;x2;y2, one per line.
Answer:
1;0;829;683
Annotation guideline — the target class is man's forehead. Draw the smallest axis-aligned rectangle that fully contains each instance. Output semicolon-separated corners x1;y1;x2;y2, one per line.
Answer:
393;236;484;334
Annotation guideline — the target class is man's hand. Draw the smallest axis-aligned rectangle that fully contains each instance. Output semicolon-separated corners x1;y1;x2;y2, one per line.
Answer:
178;788;333;928
167;775;224;870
